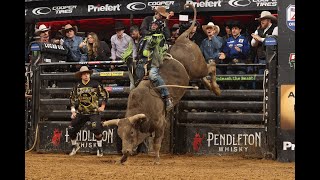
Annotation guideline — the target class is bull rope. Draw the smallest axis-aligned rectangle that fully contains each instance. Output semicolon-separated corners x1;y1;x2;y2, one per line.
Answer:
156;84;198;89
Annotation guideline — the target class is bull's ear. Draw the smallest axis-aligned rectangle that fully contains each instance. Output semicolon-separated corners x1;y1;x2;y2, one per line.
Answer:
139;118;150;133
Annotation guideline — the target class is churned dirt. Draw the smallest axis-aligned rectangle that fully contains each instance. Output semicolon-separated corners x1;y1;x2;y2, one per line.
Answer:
25;152;294;180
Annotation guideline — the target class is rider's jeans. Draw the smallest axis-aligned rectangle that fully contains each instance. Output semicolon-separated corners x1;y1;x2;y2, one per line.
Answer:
149;67;169;98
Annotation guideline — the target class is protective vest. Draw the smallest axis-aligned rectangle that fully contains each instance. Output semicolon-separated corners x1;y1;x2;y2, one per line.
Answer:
142;33;168;68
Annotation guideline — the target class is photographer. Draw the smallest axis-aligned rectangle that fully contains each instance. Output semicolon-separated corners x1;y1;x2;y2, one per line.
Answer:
140;6;172;41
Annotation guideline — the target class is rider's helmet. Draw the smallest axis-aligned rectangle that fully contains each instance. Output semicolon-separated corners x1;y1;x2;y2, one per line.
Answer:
149;19;165;33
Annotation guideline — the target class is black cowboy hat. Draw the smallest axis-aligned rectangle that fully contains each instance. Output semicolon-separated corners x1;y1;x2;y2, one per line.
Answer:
230;20;243;29
114;21;126;31
60;24;78;35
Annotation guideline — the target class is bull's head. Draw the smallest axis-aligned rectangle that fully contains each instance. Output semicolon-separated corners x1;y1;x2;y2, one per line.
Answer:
103;114;150;156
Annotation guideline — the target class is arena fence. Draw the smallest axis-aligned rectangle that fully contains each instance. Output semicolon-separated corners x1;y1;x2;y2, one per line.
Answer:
25;38;278;158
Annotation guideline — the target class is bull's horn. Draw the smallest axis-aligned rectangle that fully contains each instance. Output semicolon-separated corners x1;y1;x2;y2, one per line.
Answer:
102;119;120;127
128;114;146;124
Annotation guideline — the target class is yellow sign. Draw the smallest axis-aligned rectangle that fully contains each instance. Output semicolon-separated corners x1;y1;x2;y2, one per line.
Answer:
99;71;124;77
111;71;124;76
280;85;295;130
99;72;111;76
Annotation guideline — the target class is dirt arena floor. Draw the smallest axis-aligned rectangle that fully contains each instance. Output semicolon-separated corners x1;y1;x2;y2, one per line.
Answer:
25;152;294;180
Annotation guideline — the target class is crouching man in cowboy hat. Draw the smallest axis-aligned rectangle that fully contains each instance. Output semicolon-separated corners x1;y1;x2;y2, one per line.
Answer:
251;11;278;75
68;66;109;157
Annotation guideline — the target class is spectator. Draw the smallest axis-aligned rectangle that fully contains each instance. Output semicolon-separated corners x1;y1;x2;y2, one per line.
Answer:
140;6;172;40
79;32;111;72
62;24;87;63
189;20;206;47
79;32;110;61
130;25;143;48
251;11;278;74
110;21;137;70
222;20;233;45
34;24;50;43
219;21;250;89
51;31;64;45
200;22;224;74
169;23;180;45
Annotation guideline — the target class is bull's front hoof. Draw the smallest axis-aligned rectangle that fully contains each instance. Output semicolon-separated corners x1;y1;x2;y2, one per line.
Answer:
120;155;128;164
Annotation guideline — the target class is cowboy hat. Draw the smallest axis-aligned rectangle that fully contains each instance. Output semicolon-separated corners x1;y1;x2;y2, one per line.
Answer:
255;11;277;21
35;24;51;35
61;24;78;35
230;20;243;29
202;22;220;35
74;66;93;79
114;21;126;31
154;6;169;18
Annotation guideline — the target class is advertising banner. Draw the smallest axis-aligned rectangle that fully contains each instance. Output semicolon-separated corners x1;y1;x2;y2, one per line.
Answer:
37;121;121;154
25;0;278;21
277;0;295;162
277;85;295;161
25;0;181;20
184;0;277;12
174;126;266;156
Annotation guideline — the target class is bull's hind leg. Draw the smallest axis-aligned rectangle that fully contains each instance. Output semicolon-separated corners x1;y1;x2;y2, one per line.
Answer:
202;61;221;96
153;126;165;165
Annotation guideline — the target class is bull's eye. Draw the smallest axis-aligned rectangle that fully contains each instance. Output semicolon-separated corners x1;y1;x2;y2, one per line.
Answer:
131;131;134;136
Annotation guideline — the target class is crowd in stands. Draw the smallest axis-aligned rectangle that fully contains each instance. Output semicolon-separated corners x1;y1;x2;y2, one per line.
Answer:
26;7;278;90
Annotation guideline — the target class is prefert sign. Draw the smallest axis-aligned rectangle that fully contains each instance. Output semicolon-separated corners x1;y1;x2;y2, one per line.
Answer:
283;141;295;150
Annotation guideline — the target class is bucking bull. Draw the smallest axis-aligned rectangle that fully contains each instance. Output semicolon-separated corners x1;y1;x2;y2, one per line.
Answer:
102;3;221;165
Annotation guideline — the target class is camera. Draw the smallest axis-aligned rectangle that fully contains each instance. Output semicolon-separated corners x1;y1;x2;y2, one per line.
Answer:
83;38;87;43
